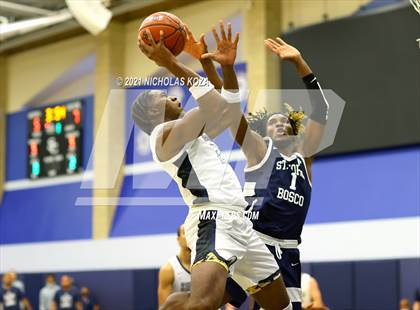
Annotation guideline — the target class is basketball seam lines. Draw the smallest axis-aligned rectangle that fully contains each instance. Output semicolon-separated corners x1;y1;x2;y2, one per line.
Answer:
172;30;183;53
139;24;178;32
140;24;183;53
161;13;182;27
164;28;182;42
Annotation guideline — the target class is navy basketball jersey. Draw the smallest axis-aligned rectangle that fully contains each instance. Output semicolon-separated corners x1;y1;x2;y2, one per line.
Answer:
54;288;80;310
0;287;23;310
244;138;312;242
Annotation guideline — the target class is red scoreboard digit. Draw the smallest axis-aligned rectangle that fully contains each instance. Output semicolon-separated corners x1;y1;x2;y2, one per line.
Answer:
27;101;83;179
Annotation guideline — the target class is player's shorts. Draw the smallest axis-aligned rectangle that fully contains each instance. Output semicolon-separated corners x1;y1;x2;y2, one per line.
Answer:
255;231;302;310
184;206;282;294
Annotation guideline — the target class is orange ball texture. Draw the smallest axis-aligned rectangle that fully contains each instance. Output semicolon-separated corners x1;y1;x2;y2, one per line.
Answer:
138;12;187;56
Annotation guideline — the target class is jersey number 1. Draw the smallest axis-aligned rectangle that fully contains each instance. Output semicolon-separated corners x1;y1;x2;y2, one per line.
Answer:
290;172;297;191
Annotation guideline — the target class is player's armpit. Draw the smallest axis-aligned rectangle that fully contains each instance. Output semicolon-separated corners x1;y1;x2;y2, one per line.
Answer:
158;263;175;305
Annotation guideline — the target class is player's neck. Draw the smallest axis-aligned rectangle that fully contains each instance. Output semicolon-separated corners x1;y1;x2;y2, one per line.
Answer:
275;144;295;156
273;136;301;156
3;284;11;289
178;248;191;267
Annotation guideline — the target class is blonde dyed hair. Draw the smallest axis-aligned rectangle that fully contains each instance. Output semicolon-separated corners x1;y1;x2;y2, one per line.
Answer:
247;103;305;136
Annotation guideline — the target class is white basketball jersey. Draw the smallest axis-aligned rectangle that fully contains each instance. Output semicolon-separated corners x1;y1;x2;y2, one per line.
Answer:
168;256;191;292
301;273;312;306
150;122;247;208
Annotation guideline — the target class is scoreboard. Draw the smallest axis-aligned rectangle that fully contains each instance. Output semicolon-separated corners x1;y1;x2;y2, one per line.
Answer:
27;101;83;179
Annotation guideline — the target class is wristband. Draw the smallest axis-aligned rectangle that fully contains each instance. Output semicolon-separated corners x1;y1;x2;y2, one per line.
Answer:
302;73;317;86
189;79;215;100
221;87;241;104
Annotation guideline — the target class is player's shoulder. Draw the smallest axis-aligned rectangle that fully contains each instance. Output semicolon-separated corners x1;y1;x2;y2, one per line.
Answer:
159;261;175;283
245;137;274;173
160;261;175;275
11;286;20;293
55;288;63;296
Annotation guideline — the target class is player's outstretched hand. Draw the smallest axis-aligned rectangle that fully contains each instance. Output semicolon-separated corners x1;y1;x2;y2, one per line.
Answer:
138;29;176;67
201;20;239;66
265;37;302;63
183;24;207;60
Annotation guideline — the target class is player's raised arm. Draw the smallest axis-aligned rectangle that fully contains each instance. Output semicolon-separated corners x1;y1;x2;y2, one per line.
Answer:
265;37;329;159
137;29;235;161
183;24;223;90
202;21;268;167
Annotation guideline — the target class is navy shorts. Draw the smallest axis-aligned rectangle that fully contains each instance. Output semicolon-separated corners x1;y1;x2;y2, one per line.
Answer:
271;246;301;310
253;246;302;310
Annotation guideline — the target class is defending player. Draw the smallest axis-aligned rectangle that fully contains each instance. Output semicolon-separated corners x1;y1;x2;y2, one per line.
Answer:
158;225;191;305
134;28;292;310
200;23;329;310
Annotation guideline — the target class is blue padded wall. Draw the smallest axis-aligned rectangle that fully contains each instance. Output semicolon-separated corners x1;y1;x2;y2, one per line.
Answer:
354;260;399;310
312;262;354;309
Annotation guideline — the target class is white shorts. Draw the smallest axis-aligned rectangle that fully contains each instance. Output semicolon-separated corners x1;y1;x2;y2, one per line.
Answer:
184;206;281;293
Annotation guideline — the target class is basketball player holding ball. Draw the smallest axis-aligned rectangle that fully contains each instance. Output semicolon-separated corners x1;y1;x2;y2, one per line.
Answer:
134;12;293;310
200;22;329;310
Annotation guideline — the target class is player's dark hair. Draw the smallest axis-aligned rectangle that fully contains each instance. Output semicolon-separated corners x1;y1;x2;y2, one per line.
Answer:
131;90;160;135
46;274;55;280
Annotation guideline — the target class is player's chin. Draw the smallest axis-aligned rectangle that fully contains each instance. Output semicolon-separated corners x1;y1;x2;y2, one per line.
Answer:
273;134;288;142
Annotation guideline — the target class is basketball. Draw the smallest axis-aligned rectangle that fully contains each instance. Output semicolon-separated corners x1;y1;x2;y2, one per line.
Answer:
138;12;187;56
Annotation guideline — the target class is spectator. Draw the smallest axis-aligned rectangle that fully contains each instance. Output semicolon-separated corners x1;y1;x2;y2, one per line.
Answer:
80;287;99;310
9;271;25;294
39;274;60;310
400;298;410;310
50;275;82;310
0;272;32;310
